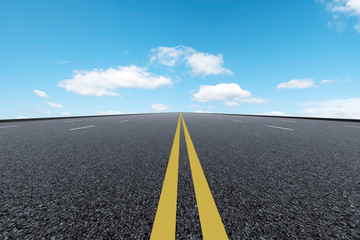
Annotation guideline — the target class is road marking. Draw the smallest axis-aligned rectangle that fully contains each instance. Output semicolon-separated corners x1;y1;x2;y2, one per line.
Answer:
119;120;129;123
150;114;181;240
65;120;82;123
267;125;293;131
0;125;18;129
182;116;228;240
69;125;95;131
281;119;297;123
345;125;360;128
233;120;243;123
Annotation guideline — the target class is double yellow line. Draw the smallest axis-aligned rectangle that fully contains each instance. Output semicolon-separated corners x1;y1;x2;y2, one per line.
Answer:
150;114;228;240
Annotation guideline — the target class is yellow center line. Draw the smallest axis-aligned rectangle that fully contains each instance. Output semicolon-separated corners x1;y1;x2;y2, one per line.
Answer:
182;116;228;240
150;114;182;240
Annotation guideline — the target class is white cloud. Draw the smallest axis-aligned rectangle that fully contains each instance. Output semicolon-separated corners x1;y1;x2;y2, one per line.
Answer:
302;98;360;119
194;110;211;113
186;52;233;76
277;78;315;89
225;101;239;107
16;116;29;119
326;19;346;32
262;111;285;116
152;103;170;112
61;112;71;116
58;65;172;96
355;21;360;32
331;0;360;15
150;46;232;76
192;83;268;105
150;46;194;66
321;79;335;84
33;89;50;98
321;79;343;84
319;0;360;32
44;111;52;115
46;101;63;108
192;83;251;102
56;60;68;64
95;110;122;115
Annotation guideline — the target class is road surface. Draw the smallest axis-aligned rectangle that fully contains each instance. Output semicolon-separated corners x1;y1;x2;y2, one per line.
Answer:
1;113;359;239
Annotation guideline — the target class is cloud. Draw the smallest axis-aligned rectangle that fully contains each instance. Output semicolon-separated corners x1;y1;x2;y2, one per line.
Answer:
326;19;346;32
355;21;360;32
302;98;360;119
262;111;285;116
56;60;68;64
321;79;343;84
95;110;122;115
192;83;268;105
46;101;63;108
320;79;335;84
58;65;172;96
61;112;71;116
277;78;315;89
16;116;29;119
319;0;360;32
150;46;194;66
192;83;251;102
225;101;239;107
194;110;211;113
187;52;233;76
150;46;232;76
151;103;170;112
33;89;50;98
330;0;360;15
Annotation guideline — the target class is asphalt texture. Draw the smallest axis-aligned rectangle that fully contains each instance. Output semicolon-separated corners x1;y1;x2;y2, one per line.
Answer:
1;113;360;239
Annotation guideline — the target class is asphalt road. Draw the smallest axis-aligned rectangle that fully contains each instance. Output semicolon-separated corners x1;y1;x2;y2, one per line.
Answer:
1;113;360;239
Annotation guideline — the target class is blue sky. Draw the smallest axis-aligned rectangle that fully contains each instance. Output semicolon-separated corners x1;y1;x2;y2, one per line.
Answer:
1;0;360;119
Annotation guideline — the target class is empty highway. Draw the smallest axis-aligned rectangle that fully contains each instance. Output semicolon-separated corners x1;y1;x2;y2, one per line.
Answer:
1;113;360;239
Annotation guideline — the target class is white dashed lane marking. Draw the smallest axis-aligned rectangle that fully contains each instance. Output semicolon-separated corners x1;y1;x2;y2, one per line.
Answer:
0;125;18;129
345;125;360;129
69;125;95;131
267;125;293;131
